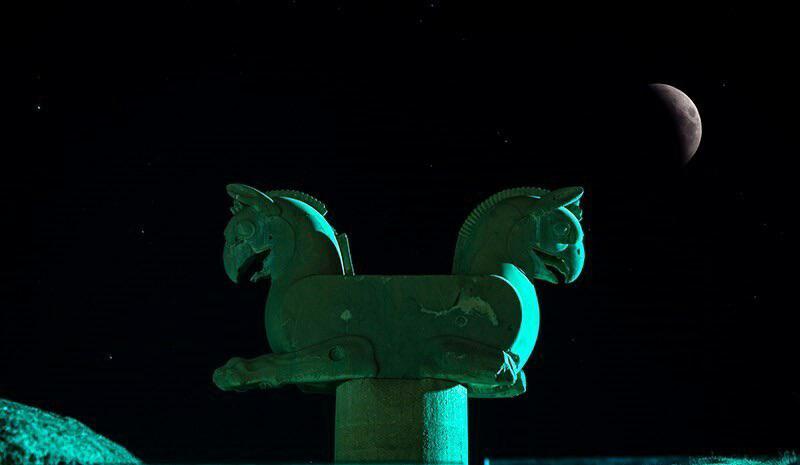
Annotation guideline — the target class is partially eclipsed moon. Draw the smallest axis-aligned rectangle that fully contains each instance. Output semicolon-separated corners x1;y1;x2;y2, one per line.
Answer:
649;83;702;164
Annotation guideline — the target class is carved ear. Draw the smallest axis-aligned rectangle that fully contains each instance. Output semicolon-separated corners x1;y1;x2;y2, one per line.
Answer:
535;187;584;212
226;184;281;216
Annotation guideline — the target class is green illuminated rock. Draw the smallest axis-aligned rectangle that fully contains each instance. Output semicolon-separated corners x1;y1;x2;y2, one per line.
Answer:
486;455;799;465
213;183;587;463
689;456;799;465
0;399;140;465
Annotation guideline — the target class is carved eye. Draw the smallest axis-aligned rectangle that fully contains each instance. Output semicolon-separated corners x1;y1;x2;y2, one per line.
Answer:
553;222;570;238
236;221;256;238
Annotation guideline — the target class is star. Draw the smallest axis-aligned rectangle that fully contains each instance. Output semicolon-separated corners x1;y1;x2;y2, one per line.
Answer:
496;129;512;144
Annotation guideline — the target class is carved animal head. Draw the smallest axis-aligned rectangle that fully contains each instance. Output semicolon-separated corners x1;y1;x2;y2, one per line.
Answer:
508;187;584;284
223;184;338;284
223;184;286;284
455;186;585;284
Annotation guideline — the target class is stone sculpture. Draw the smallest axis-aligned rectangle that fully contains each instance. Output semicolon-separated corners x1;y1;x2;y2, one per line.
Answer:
213;184;586;463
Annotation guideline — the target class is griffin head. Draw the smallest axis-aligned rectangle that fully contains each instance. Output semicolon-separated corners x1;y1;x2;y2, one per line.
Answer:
223;184;286;284
509;187;585;284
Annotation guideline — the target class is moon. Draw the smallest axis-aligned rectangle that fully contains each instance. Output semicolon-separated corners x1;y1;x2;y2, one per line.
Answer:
648;83;702;164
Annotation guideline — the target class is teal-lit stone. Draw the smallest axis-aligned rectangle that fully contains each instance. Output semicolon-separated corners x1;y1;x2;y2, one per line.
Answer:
0;399;140;465
335;379;468;465
214;184;585;397
213;183;587;463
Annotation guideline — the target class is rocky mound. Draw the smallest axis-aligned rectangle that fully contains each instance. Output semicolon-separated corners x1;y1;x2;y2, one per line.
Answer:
0;398;140;465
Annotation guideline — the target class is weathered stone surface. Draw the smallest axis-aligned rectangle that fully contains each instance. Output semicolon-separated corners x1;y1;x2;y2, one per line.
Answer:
335;378;468;465
0;399;140;465
213;184;588;464
214;184;586;398
688;456;799;465
486;454;799;465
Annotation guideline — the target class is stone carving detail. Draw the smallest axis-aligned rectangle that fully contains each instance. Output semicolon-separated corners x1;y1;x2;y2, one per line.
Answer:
213;184;586;398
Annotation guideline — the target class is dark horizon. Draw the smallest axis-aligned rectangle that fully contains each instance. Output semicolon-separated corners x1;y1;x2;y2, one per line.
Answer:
9;2;799;464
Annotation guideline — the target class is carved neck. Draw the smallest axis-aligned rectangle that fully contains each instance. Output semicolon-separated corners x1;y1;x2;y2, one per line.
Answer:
454;216;517;276
458;247;512;277
270;205;344;287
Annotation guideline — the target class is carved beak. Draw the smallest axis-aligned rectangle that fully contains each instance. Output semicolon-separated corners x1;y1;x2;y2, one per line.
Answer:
559;242;585;284
223;244;243;284
533;241;585;284
223;243;265;284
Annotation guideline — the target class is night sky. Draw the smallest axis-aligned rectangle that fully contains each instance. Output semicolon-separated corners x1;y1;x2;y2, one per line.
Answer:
8;2;799;463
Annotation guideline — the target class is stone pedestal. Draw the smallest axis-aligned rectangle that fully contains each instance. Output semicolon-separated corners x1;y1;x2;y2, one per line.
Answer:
335;378;468;464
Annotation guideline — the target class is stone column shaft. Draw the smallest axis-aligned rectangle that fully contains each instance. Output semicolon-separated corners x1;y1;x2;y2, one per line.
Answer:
335;378;468;464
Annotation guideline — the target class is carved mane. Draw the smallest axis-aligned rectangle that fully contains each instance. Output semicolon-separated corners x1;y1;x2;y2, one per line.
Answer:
456;187;551;254
267;190;328;216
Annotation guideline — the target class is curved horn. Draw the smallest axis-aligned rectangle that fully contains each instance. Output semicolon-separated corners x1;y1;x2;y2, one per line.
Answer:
534;186;584;212
226;183;281;215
